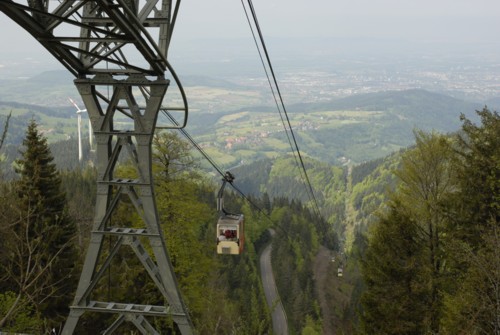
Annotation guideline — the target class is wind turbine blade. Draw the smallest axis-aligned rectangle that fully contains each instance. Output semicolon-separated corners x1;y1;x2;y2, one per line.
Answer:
69;97;82;112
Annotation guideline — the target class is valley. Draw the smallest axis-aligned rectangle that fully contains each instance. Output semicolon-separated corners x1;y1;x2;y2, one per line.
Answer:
1;40;499;169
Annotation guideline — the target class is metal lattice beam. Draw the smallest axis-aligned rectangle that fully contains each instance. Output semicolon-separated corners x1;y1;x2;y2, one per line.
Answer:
0;1;194;333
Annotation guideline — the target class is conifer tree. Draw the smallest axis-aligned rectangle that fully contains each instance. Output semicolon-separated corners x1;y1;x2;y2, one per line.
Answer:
4;119;77;329
442;107;500;333
360;131;456;334
360;200;429;335
452;107;500;245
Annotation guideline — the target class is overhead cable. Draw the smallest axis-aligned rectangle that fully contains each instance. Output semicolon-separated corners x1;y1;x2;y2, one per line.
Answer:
241;0;322;218
239;0;301;170
160;109;273;220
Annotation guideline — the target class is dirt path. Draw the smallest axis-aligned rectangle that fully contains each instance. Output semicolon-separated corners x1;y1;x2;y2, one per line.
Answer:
313;245;335;335
312;164;354;334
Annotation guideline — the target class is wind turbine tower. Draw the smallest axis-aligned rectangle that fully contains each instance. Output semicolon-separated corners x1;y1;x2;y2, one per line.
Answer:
69;98;90;161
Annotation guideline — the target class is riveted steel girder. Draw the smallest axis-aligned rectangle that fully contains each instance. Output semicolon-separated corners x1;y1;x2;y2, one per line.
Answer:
0;1;194;334
61;74;194;334
0;0;179;77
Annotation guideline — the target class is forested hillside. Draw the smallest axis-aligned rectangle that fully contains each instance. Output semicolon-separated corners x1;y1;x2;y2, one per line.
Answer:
1;85;495;168
339;108;500;334
1;105;499;334
227;107;500;334
0;124;272;333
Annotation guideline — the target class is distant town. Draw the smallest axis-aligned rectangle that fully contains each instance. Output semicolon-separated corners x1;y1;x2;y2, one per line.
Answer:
230;54;499;105
1;37;499;109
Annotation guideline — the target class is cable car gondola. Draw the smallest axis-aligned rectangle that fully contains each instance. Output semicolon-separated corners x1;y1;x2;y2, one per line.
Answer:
216;172;245;255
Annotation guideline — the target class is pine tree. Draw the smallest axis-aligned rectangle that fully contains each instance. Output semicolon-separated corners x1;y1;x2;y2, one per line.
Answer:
442;220;500;334
360;201;429;335
8;119;77;329
452;107;500;245
441;107;500;333
360;131;456;334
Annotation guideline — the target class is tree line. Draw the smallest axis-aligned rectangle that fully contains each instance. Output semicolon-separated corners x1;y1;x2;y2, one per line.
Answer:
359;107;500;334
2;106;499;334
0;120;274;334
246;106;500;335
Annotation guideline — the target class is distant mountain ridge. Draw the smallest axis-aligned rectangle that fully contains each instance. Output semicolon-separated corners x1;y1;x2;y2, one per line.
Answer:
1;72;496;166
289;89;486;132
260;89;488;164
0;100;73;117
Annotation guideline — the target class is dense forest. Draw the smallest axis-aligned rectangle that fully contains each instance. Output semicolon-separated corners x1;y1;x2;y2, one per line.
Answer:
0;120;272;333
0;107;499;334
339;107;500;335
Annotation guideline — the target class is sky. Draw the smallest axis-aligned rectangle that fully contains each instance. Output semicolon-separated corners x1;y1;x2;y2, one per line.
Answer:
173;0;499;42
0;0;498;71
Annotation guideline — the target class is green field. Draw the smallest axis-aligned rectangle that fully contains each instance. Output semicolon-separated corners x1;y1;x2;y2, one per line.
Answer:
2;82;482;168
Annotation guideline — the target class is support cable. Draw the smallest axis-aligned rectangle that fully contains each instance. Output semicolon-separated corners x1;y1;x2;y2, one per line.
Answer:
62;2;259;220
61;0;317;234
160;110;276;226
239;0;301;170
241;0;322;218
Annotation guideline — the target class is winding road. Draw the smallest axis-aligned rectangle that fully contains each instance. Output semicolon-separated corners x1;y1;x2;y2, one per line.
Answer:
259;230;289;334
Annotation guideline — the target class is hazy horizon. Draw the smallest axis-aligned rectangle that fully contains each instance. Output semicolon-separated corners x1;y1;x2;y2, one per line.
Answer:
1;0;498;58
0;0;498;104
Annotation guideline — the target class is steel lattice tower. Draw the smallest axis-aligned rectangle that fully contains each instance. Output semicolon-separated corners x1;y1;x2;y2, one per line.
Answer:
0;1;194;333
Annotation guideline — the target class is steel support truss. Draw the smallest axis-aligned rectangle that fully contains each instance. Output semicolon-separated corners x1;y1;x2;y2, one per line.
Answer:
0;1;193;333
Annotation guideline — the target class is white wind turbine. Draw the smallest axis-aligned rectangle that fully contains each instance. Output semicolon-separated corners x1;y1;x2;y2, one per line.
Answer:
69;98;92;162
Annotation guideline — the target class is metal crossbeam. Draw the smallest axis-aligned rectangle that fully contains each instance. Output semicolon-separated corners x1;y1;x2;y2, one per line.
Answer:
0;1;194;334
62;75;194;334
74;301;170;316
0;0;173;76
